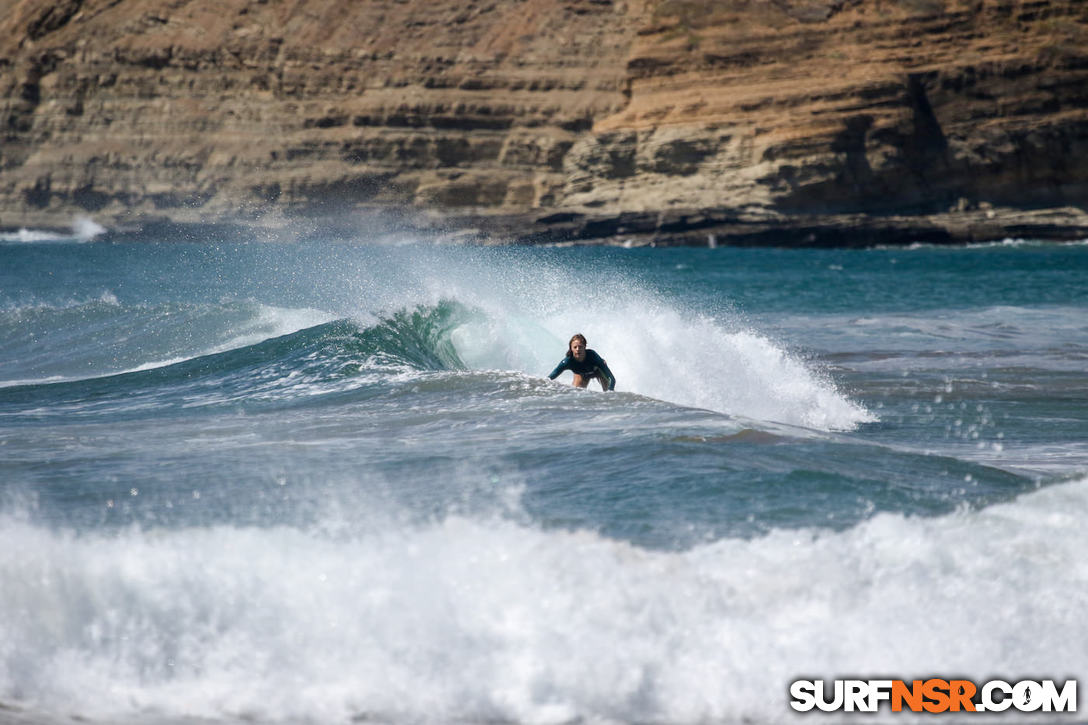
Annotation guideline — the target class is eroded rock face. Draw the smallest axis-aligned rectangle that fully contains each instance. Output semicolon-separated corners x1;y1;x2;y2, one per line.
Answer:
1;0;1086;242
593;0;1088;219
0;0;642;232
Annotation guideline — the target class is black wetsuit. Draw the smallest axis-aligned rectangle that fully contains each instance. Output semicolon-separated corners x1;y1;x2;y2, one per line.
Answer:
547;349;616;391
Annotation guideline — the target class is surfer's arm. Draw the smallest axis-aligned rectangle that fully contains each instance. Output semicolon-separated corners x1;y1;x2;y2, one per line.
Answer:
588;350;616;391
547;357;571;380
596;360;616;391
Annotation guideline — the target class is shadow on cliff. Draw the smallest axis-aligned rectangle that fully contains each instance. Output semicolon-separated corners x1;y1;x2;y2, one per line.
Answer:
768;69;1088;217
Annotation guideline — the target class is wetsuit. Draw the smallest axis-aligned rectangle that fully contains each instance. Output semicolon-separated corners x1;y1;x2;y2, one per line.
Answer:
547;348;616;391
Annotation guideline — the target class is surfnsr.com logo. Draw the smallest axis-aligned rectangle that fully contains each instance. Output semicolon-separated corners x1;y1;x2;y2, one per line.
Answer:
790;679;1077;713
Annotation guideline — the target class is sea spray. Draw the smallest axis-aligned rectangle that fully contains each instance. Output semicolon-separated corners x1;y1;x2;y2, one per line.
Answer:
0;216;105;243
72;216;107;241
403;247;873;430
3;238;1084;725
1;242;871;431
1;477;1085;723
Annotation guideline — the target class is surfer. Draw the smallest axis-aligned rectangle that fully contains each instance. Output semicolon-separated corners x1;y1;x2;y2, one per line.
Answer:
547;334;616;391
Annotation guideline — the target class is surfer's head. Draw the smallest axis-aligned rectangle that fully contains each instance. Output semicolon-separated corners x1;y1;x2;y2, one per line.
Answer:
568;333;587;362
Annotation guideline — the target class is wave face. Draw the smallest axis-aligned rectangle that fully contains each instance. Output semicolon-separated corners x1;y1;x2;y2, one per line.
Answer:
0;243;870;430
0;304;471;417
1;236;1086;724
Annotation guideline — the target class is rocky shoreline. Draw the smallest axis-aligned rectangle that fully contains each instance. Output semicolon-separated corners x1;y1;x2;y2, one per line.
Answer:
7;202;1088;248
12;204;1088;248
478;204;1088;247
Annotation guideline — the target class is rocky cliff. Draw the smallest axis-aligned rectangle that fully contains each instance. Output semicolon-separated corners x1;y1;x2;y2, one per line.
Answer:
2;0;1087;244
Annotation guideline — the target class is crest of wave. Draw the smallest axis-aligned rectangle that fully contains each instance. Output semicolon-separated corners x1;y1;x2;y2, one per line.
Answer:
410;250;874;432
594;306;874;430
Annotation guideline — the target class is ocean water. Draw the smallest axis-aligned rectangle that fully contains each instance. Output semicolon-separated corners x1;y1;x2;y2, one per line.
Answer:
0;229;1086;724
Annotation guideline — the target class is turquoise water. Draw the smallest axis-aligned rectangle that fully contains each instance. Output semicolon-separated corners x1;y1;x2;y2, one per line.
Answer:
1;231;1086;723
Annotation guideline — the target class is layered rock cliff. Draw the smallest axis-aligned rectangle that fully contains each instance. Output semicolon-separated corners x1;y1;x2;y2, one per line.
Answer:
1;0;1087;244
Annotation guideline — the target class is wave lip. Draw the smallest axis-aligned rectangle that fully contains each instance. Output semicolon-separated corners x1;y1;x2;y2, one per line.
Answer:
2;235;876;432
576;308;876;432
1;295;873;432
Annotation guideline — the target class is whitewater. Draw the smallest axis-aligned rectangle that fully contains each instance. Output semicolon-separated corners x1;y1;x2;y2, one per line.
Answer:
0;232;1085;724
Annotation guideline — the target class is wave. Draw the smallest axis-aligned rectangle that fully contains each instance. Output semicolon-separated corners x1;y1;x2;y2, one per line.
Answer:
0;300;335;390
0;216;106;244
0;303;475;416
1;296;871;431
2;241;874;430
1;475;1084;724
872;237;1088;251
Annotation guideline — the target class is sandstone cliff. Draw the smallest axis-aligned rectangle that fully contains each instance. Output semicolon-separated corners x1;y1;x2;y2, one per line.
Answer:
1;0;1087;244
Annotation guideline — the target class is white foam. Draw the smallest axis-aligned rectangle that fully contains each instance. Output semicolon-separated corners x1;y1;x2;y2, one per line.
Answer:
71;215;106;241
884;237;1088;251
4;245;872;429
0;228;70;243
0;375;68;390
0;291;121;316
0;216;106;243
2;478;1084;723
421;252;873;431
580;309;874;430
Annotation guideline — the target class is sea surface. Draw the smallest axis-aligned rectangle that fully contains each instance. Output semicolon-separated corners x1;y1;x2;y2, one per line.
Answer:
1;227;1086;724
